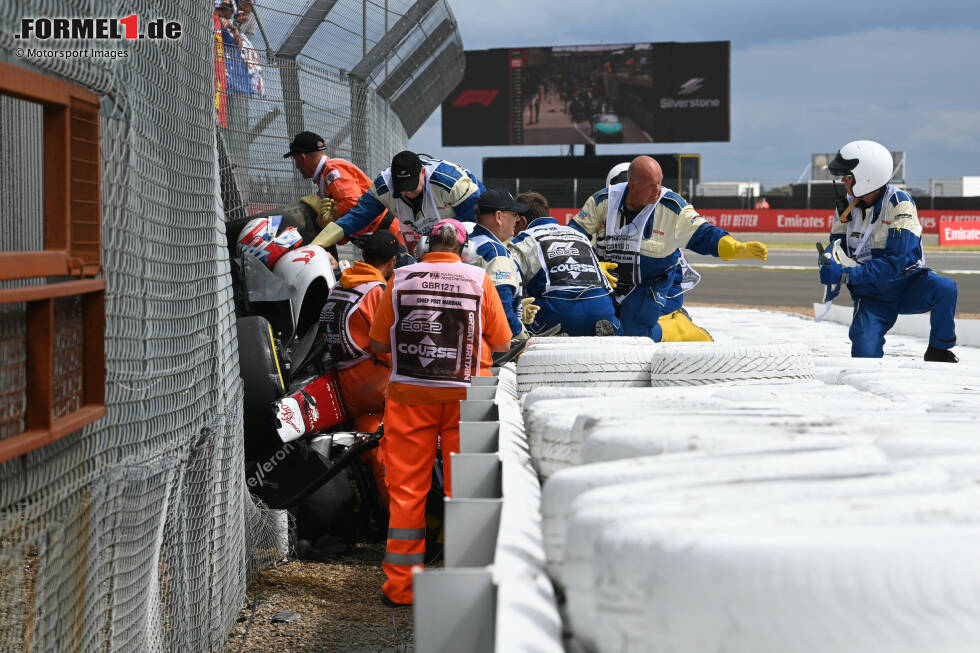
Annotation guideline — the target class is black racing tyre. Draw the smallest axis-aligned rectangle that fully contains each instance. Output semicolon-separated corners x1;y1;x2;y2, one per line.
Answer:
237;315;287;461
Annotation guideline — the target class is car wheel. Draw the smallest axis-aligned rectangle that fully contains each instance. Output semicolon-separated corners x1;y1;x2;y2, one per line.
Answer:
237;315;287;461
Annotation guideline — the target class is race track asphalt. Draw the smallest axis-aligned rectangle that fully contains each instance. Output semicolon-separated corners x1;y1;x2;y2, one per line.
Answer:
686;266;980;315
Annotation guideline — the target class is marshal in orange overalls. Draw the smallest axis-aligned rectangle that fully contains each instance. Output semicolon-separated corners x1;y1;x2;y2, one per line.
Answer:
321;260;392;505
368;252;510;605
314;156;405;246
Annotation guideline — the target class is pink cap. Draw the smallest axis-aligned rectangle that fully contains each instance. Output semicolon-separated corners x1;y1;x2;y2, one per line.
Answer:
431;218;467;245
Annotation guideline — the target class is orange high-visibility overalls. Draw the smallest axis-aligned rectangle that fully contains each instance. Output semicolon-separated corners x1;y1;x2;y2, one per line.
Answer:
314;157;404;246
321;261;392;504
369;252;511;605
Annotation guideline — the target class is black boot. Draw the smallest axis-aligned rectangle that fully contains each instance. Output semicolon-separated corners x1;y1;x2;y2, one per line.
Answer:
924;345;958;363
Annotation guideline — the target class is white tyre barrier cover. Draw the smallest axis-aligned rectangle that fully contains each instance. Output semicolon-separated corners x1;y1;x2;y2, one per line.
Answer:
518;381;826;415
523;387;797;481
650;342;814;386
560;467;955;649
893;454;980;481
579;424;866;466
524;381;900;481
540;445;889;578
829;369;980;413
592;496;980;653
524;400;581;480
577;411;980;468
521;386;623;414
876;434;980;460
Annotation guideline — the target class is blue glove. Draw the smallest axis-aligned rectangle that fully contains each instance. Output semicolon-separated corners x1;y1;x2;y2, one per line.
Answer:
816;242;843;309
822;280;842;302
819;258;843;285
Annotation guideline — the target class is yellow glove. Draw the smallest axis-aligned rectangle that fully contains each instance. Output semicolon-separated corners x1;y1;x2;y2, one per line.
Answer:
311;222;345;249
299;195;338;227
717;235;767;262
520;297;540;324
299;194;321;212
317;197;337;227
598;261;618;288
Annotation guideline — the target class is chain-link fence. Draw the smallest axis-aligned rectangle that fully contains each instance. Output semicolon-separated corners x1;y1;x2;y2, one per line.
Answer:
218;0;463;221
0;0;461;650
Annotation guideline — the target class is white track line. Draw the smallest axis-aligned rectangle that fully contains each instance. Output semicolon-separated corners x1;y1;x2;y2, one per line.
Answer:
694;264;980;275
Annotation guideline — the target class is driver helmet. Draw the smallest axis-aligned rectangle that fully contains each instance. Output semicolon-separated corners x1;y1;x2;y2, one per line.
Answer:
237;216;303;269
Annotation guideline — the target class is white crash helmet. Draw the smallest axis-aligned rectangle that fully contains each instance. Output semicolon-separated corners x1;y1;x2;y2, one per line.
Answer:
827;140;893;196
272;245;337;336
237;216;303;268
606;162;630;187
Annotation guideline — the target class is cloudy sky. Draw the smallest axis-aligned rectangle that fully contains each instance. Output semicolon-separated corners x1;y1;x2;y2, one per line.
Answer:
408;0;980;189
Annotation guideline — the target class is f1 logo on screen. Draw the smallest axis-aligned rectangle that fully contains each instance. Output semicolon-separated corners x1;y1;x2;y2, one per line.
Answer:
452;89;499;107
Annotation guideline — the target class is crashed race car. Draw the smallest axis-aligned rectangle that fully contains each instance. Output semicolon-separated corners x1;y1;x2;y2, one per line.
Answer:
225;195;405;262
229;211;442;559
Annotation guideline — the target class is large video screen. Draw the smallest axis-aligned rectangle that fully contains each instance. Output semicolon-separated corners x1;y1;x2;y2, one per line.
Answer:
442;41;730;146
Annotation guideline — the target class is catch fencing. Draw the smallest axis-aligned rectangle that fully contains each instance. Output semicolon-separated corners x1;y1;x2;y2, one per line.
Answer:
0;0;461;651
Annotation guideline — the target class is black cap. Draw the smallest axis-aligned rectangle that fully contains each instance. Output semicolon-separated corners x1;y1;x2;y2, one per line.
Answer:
283;131;326;158
360;230;402;263
478;188;529;214
390;151;423;193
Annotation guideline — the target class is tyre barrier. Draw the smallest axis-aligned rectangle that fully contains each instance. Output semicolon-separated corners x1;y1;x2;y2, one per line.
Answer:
539;424;980;650
525;336;655;349
563;466;961;651
522;381;895;481
828;367;980;413
517;346;658;394
540;445;890;581
578;422;866;467
512;308;980;652
592;493;980;653
649;341;815;386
